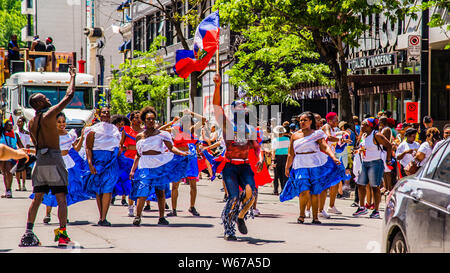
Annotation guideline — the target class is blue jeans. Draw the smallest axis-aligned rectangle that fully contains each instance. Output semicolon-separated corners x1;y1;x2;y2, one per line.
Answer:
357;159;384;187
222;163;256;199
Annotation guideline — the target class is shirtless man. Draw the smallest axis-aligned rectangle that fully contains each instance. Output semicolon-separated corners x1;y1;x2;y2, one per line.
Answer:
212;74;263;241
19;66;76;247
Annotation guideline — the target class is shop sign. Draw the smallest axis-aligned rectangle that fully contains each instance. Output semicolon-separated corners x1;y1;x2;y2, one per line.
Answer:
347;53;397;70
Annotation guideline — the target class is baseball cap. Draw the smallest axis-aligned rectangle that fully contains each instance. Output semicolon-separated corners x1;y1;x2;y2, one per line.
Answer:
405;128;417;136
396;123;403;131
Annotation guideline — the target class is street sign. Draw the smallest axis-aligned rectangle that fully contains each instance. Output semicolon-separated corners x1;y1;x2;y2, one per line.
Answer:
405;101;419;124
126;90;133;103
407;35;421;63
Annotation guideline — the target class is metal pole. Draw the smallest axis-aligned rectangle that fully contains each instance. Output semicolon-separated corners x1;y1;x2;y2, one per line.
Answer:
419;0;429;120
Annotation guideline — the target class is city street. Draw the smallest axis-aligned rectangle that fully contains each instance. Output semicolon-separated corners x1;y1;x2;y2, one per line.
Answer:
0;178;385;253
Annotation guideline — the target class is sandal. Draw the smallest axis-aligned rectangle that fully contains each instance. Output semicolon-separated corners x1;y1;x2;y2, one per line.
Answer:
133;216;141;226
297;216;305;224
312;219;322;225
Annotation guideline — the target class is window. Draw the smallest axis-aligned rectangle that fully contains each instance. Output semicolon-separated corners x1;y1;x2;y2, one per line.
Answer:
422;142;447;179
24;86;93;110
134;18;145;52
146;15;154;50
165;6;174;46
432;142;450;183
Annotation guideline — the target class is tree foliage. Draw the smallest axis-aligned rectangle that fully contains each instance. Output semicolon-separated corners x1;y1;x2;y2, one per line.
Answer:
0;0;27;48
215;0;416;122
226;26;332;106
109;36;183;119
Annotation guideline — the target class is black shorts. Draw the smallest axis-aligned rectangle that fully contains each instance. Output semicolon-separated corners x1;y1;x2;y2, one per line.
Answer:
33;185;68;195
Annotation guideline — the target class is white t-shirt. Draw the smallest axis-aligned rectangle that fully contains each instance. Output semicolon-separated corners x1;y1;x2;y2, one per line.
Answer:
395;141;420;167
418;142;433;167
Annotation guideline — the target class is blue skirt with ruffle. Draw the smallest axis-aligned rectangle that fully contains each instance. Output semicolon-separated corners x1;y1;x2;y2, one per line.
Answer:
130;154;191;201
29;148;91;207
82;148;120;195
112;153;134;197
184;144;199;179
280;156;350;202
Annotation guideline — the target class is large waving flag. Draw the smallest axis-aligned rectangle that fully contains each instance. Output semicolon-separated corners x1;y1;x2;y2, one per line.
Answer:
174;11;220;78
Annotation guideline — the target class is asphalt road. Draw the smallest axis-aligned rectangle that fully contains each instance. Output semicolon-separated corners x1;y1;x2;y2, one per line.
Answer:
0;178;385;253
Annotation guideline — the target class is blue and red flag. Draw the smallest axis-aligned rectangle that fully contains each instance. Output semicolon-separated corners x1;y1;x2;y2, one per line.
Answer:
173;11;220;78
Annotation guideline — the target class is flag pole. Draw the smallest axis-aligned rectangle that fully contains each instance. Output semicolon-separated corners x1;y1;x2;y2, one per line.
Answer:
216;9;220;75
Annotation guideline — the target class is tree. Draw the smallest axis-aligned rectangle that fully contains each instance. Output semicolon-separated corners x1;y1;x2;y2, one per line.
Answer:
414;0;450;49
109;36;183;120
225;24;332;106
0;0;27;48
215;0;414;123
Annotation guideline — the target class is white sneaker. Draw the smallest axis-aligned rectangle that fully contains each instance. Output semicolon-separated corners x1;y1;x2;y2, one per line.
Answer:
327;206;342;215
305;210;311;218
128;205;135;217
253;208;260;216
319;210;330;219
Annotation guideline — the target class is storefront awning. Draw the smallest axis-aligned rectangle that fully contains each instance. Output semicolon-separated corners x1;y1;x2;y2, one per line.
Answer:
291;83;338;100
348;74;420;96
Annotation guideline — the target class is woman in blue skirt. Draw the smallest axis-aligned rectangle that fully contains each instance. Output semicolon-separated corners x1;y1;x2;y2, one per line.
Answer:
280;111;348;224
84;107;122;226
30;112;90;223
129;106;190;226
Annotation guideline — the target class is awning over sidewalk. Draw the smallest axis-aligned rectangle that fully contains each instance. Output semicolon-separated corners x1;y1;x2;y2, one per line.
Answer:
348;74;420;96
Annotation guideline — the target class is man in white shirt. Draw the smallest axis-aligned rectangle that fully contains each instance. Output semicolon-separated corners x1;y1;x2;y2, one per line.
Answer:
395;128;420;177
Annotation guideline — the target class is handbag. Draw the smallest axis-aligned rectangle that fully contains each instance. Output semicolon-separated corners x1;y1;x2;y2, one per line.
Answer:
404;159;419;176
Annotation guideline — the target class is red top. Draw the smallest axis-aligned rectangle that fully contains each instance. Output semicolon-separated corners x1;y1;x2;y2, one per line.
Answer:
172;124;198;148
123;126;138;159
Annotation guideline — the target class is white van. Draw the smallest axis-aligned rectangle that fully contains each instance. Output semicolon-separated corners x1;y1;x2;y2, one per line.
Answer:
2;72;96;136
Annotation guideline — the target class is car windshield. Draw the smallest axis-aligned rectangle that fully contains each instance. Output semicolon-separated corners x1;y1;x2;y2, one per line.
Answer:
24;86;93;110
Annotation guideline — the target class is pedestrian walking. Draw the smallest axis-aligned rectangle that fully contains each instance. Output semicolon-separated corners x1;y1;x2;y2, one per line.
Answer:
19;66;76;247
271;125;290;195
352;118;392;219
414;127;440;168
395;128;419;178
14;116;32;191
0;119;25;198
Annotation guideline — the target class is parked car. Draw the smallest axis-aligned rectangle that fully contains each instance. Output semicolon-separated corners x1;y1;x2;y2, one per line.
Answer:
382;138;450;253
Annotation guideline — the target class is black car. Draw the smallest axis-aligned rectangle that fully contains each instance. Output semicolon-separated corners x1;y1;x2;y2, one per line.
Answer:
383;138;450;253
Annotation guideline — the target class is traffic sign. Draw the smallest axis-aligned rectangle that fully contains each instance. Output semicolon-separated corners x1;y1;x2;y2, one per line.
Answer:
407;35;421;63
405;101;419;124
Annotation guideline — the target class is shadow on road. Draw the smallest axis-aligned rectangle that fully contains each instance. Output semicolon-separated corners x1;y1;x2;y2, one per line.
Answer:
220;236;285;246
68;221;91;226
254;214;282;219
102;223;215;228
288;221;361;228
0;249;12;252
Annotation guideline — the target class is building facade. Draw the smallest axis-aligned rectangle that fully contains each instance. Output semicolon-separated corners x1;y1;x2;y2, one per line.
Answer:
346;3;450;128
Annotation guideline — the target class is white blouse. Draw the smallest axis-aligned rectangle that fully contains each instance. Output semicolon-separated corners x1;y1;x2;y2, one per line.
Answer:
90;122;121;151
136;131;174;169
59;129;78;169
292;130;329;169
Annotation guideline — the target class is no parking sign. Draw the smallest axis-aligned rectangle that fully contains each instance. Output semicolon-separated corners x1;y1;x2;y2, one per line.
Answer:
405;102;419;124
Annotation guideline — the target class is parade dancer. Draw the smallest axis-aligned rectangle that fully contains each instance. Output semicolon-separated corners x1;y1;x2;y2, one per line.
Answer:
129;106;190;226
280;111;347;224
84;107;122;226
19;66;76;247
212;74;264;241
30;112;90;224
119;111;144;216
167;109;206;217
